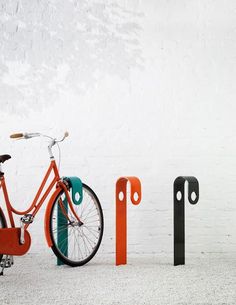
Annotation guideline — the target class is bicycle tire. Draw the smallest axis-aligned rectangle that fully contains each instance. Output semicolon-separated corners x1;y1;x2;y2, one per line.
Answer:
0;208;7;262
49;183;104;266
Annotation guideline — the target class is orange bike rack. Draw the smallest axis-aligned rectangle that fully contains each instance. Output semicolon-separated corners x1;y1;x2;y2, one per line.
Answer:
116;176;142;266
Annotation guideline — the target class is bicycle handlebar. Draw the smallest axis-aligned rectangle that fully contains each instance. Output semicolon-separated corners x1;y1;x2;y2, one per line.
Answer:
10;131;69;162
10;132;40;139
10;131;69;142
10;133;24;139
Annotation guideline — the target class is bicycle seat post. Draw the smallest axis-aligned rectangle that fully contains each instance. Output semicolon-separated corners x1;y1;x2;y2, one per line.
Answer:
0;162;5;178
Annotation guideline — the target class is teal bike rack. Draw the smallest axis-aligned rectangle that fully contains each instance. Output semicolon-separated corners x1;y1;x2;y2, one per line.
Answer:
57;177;83;265
57;199;68;265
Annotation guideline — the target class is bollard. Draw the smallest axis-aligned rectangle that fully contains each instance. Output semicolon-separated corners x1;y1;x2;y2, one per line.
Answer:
116;176;142;266
174;176;199;266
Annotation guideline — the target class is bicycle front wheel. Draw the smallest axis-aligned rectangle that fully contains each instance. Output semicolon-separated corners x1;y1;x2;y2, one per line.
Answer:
49;183;104;266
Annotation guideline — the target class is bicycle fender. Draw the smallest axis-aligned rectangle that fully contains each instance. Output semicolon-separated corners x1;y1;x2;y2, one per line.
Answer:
44;187;62;247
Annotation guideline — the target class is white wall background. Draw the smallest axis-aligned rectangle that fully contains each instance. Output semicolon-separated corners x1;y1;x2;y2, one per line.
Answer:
0;0;236;258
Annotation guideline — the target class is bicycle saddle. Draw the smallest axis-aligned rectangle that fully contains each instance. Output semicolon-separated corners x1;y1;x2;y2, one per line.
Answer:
0;155;11;163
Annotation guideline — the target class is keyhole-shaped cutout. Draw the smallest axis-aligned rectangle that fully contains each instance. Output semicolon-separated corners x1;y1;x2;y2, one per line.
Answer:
75;192;80;202
191;192;197;201
119;191;124;201
176;191;182;201
133;192;139;202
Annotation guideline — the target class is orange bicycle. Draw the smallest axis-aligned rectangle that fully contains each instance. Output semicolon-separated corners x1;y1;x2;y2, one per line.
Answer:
0;132;104;275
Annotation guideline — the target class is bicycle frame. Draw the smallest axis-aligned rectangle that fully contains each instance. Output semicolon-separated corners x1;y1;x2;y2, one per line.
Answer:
0;159;81;239
0;160;60;228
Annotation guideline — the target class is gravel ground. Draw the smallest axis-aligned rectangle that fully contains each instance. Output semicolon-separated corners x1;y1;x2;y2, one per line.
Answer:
0;253;235;305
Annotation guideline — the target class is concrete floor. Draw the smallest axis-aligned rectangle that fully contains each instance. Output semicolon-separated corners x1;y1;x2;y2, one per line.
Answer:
0;253;235;305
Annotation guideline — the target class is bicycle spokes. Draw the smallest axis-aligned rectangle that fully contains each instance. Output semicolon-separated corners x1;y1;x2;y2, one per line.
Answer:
50;186;103;266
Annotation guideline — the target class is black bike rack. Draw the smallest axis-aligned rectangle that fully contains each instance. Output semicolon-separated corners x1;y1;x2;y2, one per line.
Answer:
174;176;199;266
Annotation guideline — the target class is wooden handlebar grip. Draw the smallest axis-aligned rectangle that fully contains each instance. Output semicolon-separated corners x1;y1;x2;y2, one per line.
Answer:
10;133;24;139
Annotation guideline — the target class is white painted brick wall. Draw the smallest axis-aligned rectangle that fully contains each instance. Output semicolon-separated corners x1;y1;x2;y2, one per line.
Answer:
0;0;236;258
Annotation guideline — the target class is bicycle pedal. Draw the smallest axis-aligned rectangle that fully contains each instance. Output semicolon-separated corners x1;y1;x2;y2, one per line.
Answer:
21;214;34;224
0;255;14;275
0;257;13;268
3;262;11;268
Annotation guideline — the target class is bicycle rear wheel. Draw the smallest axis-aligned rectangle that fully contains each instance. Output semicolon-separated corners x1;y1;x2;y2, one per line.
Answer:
0;208;7;262
49;183;104;266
